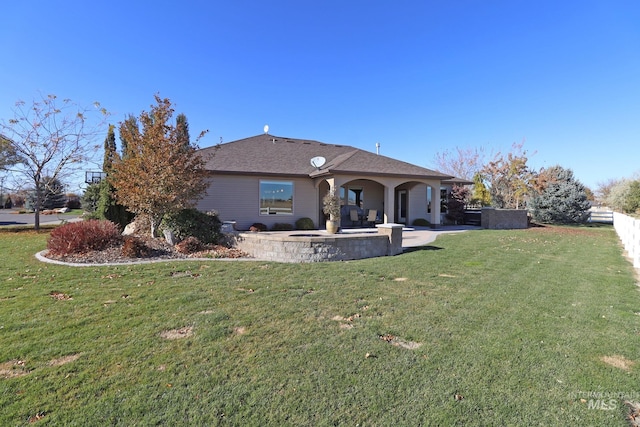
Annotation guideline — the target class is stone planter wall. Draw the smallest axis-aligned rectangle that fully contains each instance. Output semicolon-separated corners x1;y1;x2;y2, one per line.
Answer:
481;208;529;229
233;224;404;263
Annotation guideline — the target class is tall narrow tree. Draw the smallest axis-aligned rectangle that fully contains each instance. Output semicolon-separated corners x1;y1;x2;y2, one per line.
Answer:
176;113;190;149
103;124;117;171
119;115;138;158
96;125;132;227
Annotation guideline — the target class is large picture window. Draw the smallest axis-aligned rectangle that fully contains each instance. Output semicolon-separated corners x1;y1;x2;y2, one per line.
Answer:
260;180;293;215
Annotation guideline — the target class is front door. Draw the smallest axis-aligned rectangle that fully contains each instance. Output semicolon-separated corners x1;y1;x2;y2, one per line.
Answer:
397;190;407;224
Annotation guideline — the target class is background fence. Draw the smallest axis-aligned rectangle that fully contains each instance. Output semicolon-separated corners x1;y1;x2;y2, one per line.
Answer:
613;212;640;273
589;210;614;224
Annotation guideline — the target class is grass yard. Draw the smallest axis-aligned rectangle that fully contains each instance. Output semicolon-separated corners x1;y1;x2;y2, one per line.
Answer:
1;225;639;425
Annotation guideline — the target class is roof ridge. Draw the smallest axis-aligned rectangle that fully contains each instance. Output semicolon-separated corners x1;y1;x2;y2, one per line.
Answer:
325;149;359;170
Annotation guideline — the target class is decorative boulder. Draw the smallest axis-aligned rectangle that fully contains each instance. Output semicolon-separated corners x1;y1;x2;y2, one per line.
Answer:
122;221;137;236
163;229;179;245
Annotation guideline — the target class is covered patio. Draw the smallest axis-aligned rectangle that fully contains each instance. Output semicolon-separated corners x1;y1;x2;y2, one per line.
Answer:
316;176;443;229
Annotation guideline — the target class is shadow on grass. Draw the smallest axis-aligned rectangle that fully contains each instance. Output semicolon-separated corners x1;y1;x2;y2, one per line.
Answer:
530;222;613;229
402;245;443;254
0;224;58;233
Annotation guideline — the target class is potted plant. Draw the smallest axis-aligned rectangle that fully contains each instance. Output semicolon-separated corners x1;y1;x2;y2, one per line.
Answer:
323;188;341;234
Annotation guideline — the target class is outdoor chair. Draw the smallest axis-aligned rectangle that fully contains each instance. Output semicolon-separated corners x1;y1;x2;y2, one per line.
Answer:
350;209;361;226
366;209;377;226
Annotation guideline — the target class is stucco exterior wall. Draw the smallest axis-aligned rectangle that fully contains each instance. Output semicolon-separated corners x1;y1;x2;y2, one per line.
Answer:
408;184;428;225
197;175;319;230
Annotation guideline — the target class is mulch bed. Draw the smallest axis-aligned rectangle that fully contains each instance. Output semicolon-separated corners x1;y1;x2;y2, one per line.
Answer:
43;236;248;265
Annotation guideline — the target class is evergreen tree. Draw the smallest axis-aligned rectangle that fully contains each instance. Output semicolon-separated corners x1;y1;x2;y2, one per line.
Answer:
95;124;134;228
103;124;117;171
26;177;66;210
529;165;591;224
471;172;491;206
119;115;138;158
176;113;190;149
81;182;101;213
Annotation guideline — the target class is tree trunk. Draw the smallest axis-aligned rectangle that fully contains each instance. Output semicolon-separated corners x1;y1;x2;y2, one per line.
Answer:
149;214;163;238
34;176;41;231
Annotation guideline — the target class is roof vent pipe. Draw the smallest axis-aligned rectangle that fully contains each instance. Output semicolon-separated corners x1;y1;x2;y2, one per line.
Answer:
376;142;380;155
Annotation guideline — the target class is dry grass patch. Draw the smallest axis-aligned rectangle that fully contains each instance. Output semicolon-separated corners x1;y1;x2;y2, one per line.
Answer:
601;355;635;371
160;326;194;340
379;334;422;350
48;354;81;367
49;291;72;300
0;360;29;379
332;314;357;329
233;326;247;335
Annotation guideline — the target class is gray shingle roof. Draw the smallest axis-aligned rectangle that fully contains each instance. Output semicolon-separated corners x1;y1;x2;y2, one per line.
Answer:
199;134;453;180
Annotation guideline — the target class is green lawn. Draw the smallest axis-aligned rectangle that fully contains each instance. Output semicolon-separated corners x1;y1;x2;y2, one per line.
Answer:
1;226;639;426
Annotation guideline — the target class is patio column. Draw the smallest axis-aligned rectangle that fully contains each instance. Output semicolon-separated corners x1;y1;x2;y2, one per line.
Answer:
424;180;441;226
383;185;395;224
431;183;441;225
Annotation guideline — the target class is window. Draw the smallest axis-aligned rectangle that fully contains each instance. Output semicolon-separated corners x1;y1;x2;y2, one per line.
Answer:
260;180;293;215
348;188;363;207
441;188;448;212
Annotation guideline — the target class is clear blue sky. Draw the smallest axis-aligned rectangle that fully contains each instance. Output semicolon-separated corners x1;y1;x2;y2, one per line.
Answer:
2;0;639;192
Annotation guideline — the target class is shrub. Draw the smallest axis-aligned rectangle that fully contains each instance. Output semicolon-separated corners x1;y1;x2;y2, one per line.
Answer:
161;208;221;244
47;220;121;256
175;236;203;254
97;180;135;230
121;236;151;258
623;180;640;214
65;194;81;209
445;185;470;225
529;166;591;224
295;217;315;230
81;183;101;213
249;223;267;232
271;223;293;231
412;218;431;226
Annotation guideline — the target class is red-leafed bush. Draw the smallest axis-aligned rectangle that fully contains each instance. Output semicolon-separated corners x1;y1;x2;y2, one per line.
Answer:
47;220;121;256
175;236;203;254
121;236;151;258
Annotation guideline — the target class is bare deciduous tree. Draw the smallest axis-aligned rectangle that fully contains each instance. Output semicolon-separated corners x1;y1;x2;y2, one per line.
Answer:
0;94;108;229
481;141;534;209
432;146;487;180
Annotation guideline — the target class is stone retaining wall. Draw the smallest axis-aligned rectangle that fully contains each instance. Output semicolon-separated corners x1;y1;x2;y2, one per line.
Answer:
481;208;528;229
232;224;404;263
